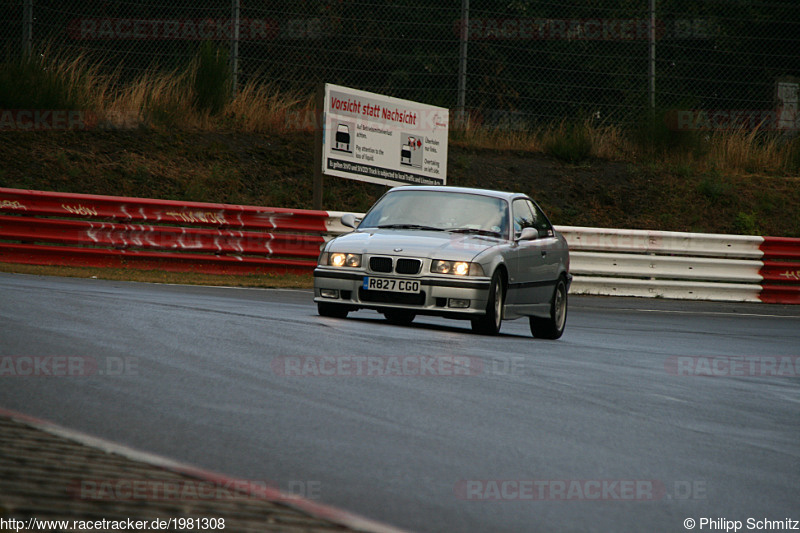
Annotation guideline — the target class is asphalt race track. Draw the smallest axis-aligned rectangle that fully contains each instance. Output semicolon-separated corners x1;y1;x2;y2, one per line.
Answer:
1;272;798;532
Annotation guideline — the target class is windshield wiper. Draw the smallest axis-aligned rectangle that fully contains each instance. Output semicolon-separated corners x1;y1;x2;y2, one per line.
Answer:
377;224;444;231
450;228;503;237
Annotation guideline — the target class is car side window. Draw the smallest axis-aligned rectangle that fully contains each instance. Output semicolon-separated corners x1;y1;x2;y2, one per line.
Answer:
530;201;554;237
512;199;536;234
513;199;553;237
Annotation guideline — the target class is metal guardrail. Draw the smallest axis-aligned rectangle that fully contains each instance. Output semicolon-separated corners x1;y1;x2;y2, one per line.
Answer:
554;227;800;304
326;213;800;304
1;188;799;303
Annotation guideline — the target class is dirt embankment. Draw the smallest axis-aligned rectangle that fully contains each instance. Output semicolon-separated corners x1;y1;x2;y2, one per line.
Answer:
1;130;798;237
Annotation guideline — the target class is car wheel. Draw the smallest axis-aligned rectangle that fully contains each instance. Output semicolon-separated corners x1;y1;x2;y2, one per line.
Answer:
471;270;504;335
383;309;416;325
317;302;349;319
530;277;567;339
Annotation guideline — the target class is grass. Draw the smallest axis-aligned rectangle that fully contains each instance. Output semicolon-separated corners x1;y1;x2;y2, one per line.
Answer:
225;82;313;133
0;45;309;132
541;122;594;163
697;172;733;204
0;263;314;289
0;46;100;110
451;117;800;176
2;48;797;177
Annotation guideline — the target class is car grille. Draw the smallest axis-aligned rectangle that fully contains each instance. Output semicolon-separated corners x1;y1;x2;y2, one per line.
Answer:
370;256;393;273
395;258;421;274
369;256;422;274
359;288;426;305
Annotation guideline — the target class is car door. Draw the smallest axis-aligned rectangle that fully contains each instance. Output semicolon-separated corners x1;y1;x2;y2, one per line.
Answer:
528;200;561;295
509;198;559;307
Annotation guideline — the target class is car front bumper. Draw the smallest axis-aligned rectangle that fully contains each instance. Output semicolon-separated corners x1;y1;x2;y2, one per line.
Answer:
313;268;492;317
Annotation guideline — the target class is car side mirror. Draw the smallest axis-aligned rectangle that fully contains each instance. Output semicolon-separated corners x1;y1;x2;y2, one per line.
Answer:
517;227;538;241
341;213;359;228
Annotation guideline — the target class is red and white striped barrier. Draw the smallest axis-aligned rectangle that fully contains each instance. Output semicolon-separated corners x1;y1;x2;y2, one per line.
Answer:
0;187;330;275
1;188;799;303
555;226;800;304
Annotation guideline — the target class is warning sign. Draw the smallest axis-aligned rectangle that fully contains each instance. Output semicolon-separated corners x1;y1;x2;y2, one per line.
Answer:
321;84;448;187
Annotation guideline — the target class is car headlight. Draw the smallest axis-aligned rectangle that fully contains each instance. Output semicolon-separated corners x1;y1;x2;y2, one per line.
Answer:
321;252;362;268
431;260;484;276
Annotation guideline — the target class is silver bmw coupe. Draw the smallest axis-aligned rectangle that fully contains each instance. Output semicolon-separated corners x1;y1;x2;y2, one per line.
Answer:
313;186;571;338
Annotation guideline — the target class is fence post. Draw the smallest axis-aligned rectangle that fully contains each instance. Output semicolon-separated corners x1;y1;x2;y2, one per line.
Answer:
230;0;240;97
456;0;469;128
648;0;656;113
22;0;33;56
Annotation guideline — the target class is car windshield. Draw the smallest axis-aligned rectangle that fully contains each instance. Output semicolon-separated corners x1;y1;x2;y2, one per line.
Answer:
359;190;509;237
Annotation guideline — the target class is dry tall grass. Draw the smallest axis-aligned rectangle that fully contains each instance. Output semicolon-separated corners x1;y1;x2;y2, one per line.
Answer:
226;81;313;132
460;118;800;176
90;66;314;132
704;129;797;175
101;67;195;128
5;50;798;176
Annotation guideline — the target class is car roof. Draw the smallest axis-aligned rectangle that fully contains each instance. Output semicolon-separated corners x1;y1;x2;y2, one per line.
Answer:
388;185;524;201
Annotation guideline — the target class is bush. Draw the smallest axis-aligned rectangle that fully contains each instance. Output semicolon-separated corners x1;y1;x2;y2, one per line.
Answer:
0;50;93;110
631;109;707;157
734;212;760;235
192;41;230;115
784;136;800;173
543;122;593;163
696;173;732;204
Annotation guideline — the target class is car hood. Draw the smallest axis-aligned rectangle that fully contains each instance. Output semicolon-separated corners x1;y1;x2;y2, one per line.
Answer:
326;229;502;261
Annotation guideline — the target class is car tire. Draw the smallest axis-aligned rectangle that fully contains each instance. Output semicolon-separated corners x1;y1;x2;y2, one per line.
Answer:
471;270;505;335
383;309;416;325
317;302;349;319
530;277;567;339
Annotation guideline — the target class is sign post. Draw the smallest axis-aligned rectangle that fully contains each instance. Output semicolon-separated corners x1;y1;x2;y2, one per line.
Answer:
313;84;325;210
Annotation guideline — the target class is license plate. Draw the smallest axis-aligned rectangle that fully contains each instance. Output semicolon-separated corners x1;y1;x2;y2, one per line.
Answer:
363;277;421;293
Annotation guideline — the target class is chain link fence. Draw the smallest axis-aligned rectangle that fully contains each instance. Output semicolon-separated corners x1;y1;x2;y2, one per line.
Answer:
2;0;799;129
